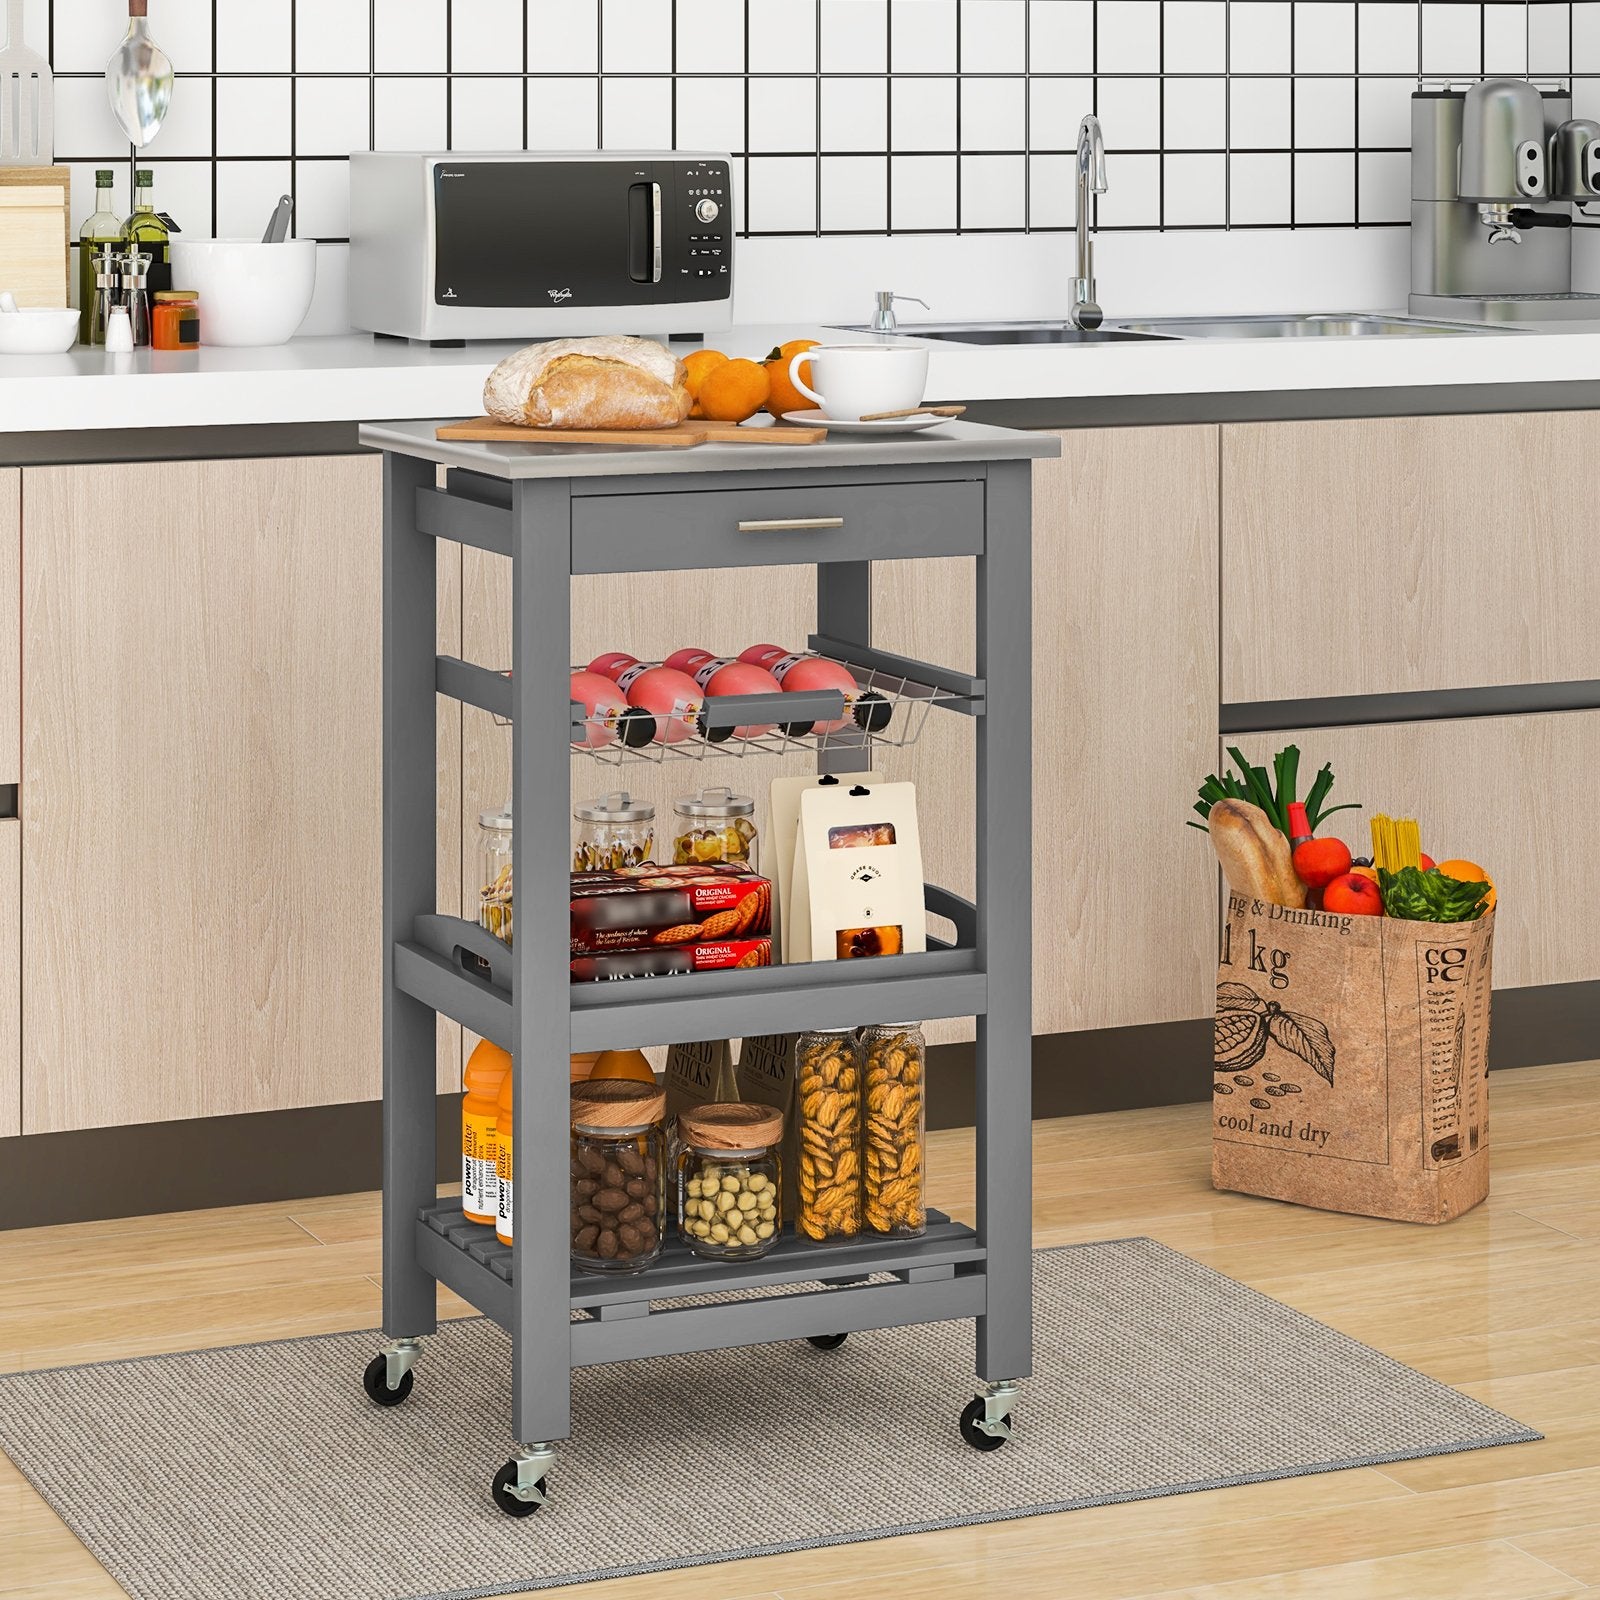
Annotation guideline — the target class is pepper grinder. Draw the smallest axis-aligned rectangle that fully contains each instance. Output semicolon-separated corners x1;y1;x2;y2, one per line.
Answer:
121;250;152;347
87;246;122;347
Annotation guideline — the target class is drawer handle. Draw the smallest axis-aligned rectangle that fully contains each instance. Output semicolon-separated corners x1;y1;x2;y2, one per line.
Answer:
737;515;845;533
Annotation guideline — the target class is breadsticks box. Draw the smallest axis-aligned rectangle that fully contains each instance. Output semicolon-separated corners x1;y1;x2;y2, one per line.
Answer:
1212;890;1496;1224
792;781;926;963
569;864;771;955
734;1033;804;1214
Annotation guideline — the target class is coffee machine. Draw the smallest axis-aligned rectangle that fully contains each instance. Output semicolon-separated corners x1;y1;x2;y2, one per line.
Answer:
1410;78;1600;321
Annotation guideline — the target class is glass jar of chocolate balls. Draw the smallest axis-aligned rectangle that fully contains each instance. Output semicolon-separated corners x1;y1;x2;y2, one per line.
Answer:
570;1079;666;1274
675;1102;783;1261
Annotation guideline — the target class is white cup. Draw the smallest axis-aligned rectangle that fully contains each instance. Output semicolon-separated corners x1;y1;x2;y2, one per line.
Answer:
789;343;929;422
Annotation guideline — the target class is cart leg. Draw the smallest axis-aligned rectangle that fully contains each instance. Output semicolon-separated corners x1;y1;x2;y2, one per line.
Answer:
973;460;1034;1390
509;479;577;1451
381;451;442;1344
816;560;874;779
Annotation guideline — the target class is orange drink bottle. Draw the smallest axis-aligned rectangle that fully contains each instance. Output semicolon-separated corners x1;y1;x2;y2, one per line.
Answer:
461;1040;511;1225
495;1068;515;1247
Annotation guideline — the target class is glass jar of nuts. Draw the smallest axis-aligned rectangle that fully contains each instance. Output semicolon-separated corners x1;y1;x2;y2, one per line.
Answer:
861;1022;927;1238
672;786;758;872
478;805;514;945
795;1027;864;1242
676;1103;783;1261
573;790;656;873
570;1079;667;1274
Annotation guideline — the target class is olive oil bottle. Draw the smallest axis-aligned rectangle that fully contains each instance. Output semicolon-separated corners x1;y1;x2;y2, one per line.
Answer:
121;169;178;294
77;170;122;343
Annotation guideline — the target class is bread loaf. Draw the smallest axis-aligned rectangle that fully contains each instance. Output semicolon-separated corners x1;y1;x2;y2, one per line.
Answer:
483;336;693;430
1209;799;1307;908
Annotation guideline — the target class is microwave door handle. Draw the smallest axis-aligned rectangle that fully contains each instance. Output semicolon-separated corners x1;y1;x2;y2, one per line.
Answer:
651;182;663;283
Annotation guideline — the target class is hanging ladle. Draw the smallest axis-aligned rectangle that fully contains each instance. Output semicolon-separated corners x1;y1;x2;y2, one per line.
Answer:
105;0;172;148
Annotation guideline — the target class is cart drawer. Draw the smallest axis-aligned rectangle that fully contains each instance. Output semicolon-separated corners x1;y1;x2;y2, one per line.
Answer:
570;479;985;573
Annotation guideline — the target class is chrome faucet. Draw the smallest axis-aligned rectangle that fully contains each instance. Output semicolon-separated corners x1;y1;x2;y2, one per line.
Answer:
1069;114;1108;329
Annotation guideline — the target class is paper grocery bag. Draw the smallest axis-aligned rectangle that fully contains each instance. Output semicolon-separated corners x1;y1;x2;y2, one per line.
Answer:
1212;891;1495;1224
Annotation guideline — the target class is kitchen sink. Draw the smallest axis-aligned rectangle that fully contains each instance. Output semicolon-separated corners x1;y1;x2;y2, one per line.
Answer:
831;321;1176;344
1110;313;1518;339
830;312;1518;345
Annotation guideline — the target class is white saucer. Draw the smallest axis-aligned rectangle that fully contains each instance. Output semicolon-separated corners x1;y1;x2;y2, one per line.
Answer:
782;408;950;435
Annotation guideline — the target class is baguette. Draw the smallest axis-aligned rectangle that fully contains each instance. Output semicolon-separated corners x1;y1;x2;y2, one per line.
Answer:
1209;799;1307;908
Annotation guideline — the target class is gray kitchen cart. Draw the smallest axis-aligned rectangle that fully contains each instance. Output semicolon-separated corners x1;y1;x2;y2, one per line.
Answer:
358;417;1059;1515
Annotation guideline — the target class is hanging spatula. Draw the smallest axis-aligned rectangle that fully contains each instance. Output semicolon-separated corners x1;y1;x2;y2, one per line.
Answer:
0;0;54;164
105;0;172;149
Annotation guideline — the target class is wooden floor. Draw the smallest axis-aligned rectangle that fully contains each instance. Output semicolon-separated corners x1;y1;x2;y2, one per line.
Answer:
3;1059;1598;1600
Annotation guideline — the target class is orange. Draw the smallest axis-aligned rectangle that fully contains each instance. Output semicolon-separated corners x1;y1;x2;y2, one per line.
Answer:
681;349;728;419
1434;858;1496;911
697;357;770;422
590;1048;656;1084
764;338;819;416
1350;865;1378;884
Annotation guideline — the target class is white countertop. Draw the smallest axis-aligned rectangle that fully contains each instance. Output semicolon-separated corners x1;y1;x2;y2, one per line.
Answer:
4;318;1600;434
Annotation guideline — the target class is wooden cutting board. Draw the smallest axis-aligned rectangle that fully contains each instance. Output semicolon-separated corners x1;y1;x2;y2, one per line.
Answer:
0;167;70;307
436;417;826;448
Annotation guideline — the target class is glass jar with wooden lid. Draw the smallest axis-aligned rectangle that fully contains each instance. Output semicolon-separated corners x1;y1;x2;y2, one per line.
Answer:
676;1102;783;1261
570;1078;667;1274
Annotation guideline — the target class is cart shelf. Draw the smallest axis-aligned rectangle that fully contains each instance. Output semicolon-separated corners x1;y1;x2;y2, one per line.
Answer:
394;894;983;1054
417;1199;987;1367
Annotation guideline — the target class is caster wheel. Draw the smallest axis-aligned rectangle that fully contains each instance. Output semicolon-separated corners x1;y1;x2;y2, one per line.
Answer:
959;1396;1011;1452
492;1460;547;1517
362;1352;414;1408
806;1332;848;1351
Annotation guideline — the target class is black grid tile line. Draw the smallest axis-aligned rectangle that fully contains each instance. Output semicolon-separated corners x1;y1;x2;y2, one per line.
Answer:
40;0;1595;242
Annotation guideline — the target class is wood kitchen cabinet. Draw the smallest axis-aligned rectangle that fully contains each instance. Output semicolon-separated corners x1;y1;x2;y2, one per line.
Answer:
1;467;17;789
1222;413;1600;704
19;456;461;1133
1;819;18;1140
880;426;1222;1035
1233;710;1600;991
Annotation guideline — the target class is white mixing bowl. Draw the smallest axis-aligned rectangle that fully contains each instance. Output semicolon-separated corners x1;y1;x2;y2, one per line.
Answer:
171;238;317;347
0;307;79;354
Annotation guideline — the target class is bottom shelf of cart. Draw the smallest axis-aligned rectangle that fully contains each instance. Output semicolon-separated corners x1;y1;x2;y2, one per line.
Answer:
415;1199;987;1365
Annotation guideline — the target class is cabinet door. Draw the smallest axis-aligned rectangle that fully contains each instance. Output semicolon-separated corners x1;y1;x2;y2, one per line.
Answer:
1;819;17;1139
21;458;404;1132
880;428;1222;1035
1232;711;1600;990
1223;413;1600;703
1;467;17;788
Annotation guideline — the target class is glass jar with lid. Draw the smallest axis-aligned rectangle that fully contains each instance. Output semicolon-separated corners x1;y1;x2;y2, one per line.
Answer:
672;786;758;871
676;1103;783;1260
573;790;656;873
861;1022;927;1238
478;805;513;945
571;1079;667;1274
794;1027;864;1241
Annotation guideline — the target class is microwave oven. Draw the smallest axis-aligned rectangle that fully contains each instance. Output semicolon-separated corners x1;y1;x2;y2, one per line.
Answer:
348;151;735;343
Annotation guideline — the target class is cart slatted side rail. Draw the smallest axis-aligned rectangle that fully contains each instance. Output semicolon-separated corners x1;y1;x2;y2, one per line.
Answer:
393;901;985;1054
417;1199;986;1366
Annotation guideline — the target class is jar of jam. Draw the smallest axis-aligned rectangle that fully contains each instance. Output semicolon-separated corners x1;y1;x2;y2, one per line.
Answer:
151;290;200;351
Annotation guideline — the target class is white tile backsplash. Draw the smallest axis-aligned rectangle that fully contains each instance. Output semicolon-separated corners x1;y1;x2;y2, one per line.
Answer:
37;0;1593;248
294;0;370;72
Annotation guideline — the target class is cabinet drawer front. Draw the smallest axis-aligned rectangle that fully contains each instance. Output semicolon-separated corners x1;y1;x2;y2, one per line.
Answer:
1;819;16;1139
571;480;985;573
1232;710;1600;991
1;468;16;788
1223;414;1600;702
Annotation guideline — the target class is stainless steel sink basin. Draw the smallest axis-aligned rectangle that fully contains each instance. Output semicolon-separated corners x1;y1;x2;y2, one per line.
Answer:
830;321;1175;344
1110;313;1517;339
